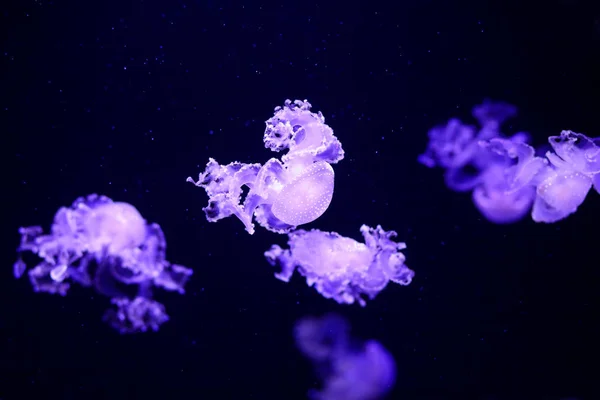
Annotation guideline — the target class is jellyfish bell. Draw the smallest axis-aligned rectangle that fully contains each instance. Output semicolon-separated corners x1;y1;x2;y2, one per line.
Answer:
85;201;148;254
271;161;335;226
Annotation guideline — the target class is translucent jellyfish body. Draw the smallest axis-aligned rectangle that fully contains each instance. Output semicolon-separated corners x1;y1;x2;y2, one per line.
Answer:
187;99;344;234
530;131;600;222
473;138;543;224
264;225;414;306
295;314;396;400
14;194;193;333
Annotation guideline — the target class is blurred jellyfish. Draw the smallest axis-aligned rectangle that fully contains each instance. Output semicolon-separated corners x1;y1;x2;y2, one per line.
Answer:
295;314;396;400
473;138;546;224
472;99;517;131
418;101;524;192
14;194;193;333
187;99;344;234
265;225;414;306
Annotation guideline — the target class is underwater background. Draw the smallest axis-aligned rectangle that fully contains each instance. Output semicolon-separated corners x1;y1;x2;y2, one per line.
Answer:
1;0;599;399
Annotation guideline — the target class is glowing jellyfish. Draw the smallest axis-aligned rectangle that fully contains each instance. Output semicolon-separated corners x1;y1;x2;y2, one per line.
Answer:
187;99;344;234
264;225;414;306
419;100;527;193
14;194;193;333
295;314;396;400
530;130;600;223
470;138;544;224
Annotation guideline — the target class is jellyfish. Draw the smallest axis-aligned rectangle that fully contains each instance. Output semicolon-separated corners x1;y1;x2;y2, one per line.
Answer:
14;194;193;333
295;314;396;400
472;138;546;224
530;130;600;223
418;101;525;192
264;225;414;306
187;99;344;234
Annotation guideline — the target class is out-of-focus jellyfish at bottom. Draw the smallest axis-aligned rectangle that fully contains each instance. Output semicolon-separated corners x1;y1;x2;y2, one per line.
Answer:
13;194;193;333
264;225;414;306
295;314;396;400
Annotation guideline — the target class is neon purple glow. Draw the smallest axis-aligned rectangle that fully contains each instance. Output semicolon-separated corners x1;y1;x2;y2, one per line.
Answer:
14;194;193;333
187;99;344;234
265;225;414;306
420;101;600;223
295;314;396;400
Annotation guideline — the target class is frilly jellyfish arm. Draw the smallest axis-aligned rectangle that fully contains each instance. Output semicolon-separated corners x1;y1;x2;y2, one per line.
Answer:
264;99;345;165
418;119;478;169
546;130;600;175
103;297;169;334
295;314;396;400
472;99;517;129
265;225;414;306
154;263;194;294
186;158;262;234
14;194;193;333
14;226;44;278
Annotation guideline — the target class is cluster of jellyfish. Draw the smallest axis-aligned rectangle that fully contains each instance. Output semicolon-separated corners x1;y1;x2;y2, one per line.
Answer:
16;98;595;398
186;99;414;306
15;99;407;398
419;100;600;224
